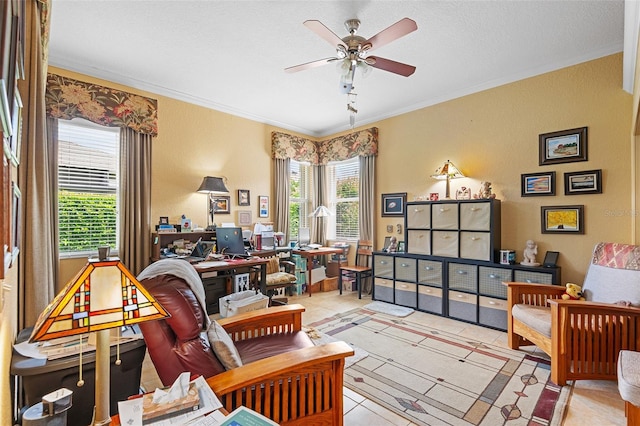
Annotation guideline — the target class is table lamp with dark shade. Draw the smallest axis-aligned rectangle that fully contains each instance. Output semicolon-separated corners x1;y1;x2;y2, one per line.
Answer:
430;160;465;199
29;258;169;426
197;176;229;230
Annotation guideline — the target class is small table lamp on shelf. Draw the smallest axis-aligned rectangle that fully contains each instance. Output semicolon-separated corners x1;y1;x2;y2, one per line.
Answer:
197;176;229;231
430;160;465;199
29;257;169;426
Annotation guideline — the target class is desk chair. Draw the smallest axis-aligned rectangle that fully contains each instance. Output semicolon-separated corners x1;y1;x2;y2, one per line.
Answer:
263;256;297;305
339;240;373;299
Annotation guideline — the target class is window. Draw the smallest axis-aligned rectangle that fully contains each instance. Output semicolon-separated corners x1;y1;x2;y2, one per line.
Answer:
289;160;311;241
327;157;359;240
58;119;120;257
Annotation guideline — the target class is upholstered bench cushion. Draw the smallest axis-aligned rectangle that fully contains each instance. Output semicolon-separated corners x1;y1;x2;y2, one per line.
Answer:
235;331;314;365
618;350;640;407
511;304;551;337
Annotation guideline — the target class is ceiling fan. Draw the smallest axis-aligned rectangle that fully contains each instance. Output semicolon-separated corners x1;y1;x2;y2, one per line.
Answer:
285;18;418;94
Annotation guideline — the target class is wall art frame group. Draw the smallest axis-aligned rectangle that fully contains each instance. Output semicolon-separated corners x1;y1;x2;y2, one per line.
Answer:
381;192;407;217
539;126;588;166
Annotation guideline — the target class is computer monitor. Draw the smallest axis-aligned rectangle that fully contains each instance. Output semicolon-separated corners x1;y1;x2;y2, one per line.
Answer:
216;227;246;256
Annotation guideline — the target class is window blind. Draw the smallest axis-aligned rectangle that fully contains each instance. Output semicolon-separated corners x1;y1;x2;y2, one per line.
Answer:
328;157;359;240
289;160;311;241
58;119;120;256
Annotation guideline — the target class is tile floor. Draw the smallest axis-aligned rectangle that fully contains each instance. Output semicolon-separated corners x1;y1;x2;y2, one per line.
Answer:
140;289;627;425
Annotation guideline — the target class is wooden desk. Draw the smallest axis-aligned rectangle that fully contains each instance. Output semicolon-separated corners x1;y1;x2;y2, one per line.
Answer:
292;247;344;296
193;258;269;301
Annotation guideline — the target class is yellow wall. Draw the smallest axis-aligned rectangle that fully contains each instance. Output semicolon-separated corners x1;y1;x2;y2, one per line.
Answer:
55;53;632;286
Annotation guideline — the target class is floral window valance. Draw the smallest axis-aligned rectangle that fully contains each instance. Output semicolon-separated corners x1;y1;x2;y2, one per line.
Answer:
272;127;377;164
45;73;158;136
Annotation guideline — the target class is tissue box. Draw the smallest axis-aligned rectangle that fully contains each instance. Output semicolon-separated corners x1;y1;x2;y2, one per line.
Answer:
219;290;269;318
141;382;200;423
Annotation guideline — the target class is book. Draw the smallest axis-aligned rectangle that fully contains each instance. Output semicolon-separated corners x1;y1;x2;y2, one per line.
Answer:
220;406;279;426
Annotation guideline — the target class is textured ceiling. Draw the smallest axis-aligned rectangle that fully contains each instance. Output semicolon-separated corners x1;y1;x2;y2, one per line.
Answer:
48;1;625;137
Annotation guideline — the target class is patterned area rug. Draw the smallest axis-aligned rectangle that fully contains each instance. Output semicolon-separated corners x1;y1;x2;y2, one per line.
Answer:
363;301;415;317
309;307;571;426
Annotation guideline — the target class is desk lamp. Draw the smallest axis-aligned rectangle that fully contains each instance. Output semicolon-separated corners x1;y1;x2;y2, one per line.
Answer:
309;205;333;245
29;257;169;426
197;176;229;230
430;160;465;199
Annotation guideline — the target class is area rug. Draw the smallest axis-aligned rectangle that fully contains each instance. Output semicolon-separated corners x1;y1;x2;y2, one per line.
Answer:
308;307;571;426
363;301;415;317
303;326;369;368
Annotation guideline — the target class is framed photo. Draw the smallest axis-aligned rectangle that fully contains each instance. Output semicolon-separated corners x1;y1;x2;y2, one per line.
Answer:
381;192;407;217
259;195;269;218
237;189;250;206
237;210;252;226
541;205;584;234
543;251;559;267
539;127;588;165
159;216;169;225
564;169;602;195
211;195;230;214
397;241;405;253
521;171;555;197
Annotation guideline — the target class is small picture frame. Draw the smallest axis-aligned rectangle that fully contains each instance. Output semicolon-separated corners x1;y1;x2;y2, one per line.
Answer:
541;205;584;234
521;171;556;197
381;192;406;217
564;169;602;195
237;189;250;206
259;195;269;218
397;241;405;253
237;210;252;226
543;251;560;267
159;216;169;225
539;127;588;165
212;195;231;214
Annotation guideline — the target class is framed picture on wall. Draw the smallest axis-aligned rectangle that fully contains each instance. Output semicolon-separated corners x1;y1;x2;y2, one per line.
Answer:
564;169;602;195
238;210;252;226
211;195;230;214
539;127;588;165
237;189;250;206
381;192;406;217
259;195;269;218
541;205;584;234
521;171;555;196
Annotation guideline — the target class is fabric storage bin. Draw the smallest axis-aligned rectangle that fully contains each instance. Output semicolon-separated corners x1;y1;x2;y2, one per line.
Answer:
374;255;394;278
431;203;458;229
418;259;442;287
407;204;430;228
219;290;269;318
459;231;491;261
448;290;477;322
373;277;394;302
514;269;554;284
407;230;430;255
432;231;458;257
478;295;507;330
418;285;442;314
448;263;477;292
394;282;417;308
460;202;492;231
479;266;511;298
395;257;416;282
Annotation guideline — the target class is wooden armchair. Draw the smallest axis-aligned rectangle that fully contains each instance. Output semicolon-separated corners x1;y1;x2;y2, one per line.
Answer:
138;268;353;425
506;242;640;386
209;306;353;425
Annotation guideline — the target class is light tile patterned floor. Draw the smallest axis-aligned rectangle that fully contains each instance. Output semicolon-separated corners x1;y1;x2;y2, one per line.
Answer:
140;289;626;425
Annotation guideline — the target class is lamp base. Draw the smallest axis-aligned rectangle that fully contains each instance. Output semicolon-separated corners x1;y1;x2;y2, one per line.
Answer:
205;225;217;231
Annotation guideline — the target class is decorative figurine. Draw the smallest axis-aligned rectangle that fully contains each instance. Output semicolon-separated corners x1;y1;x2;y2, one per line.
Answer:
474;181;496;199
387;236;398;253
521;239;540;266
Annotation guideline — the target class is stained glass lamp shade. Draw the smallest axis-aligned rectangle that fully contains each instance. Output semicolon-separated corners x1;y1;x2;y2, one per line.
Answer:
430;160;465;199
29;258;169;425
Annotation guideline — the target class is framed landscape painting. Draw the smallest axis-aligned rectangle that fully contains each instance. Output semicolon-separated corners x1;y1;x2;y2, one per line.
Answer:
521;171;555;197
539;127;587;165
564;169;602;195
541;205;584;234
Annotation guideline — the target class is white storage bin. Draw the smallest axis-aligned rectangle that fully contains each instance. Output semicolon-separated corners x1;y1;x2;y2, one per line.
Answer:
219;290;269;318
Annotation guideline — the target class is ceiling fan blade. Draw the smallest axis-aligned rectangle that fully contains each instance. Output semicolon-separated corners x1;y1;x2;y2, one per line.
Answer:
367;56;416;77
365;17;417;52
285;57;338;73
304;20;347;49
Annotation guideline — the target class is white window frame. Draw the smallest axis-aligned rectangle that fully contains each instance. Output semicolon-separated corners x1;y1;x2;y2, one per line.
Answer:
58;118;120;258
289;160;311;241
326;157;359;241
